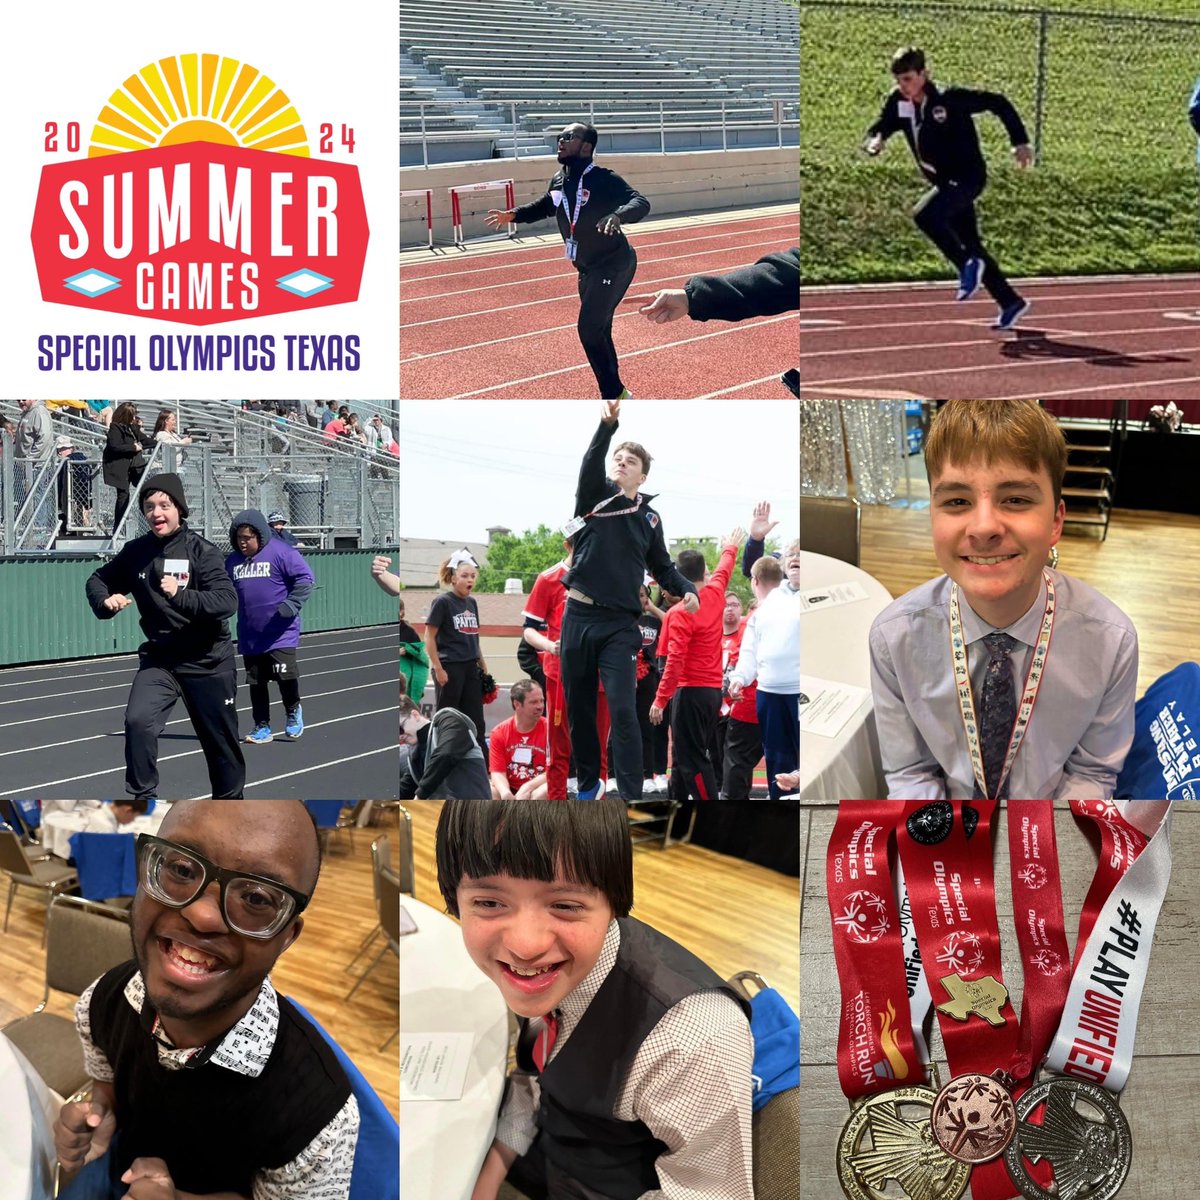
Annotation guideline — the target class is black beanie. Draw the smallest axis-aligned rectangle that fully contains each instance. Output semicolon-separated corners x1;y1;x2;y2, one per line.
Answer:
141;472;189;518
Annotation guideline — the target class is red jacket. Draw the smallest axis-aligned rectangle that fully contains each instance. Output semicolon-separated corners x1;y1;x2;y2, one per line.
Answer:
653;545;736;707
523;561;569;678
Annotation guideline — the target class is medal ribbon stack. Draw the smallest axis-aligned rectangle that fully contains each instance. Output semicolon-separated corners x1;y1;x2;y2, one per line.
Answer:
828;799;1173;1200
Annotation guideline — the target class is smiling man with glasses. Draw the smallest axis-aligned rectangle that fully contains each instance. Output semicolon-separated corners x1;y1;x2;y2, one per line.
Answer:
485;119;650;400
52;800;361;1200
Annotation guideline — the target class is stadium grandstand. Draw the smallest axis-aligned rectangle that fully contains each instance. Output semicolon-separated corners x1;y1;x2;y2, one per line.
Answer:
401;0;799;165
0;399;399;557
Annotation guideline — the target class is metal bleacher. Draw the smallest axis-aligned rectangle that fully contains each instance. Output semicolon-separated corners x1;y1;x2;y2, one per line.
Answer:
400;0;799;163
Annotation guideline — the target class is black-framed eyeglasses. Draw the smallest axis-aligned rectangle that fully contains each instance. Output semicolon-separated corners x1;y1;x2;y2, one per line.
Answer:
136;834;310;940
557;133;580;143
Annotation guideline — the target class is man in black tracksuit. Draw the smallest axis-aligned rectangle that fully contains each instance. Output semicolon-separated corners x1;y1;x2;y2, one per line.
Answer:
864;46;1034;330
85;472;245;800
561;400;698;800
487;121;650;399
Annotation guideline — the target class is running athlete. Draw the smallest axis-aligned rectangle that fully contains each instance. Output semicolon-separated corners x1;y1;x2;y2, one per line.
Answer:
84;473;245;801
864;46;1034;331
485;121;650;399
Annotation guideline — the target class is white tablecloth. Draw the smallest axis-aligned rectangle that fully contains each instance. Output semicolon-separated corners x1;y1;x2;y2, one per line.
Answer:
41;807;166;859
400;896;510;1200
0;1033;56;1200
800;551;894;800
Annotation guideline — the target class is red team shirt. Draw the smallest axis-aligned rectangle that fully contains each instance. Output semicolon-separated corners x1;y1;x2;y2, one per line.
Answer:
488;715;549;792
723;616;758;723
523;561;569;677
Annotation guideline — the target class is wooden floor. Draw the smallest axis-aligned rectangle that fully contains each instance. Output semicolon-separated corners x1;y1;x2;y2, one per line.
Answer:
801;800;1200;1200
0;818;400;1117
859;494;1200;699
404;800;800;1010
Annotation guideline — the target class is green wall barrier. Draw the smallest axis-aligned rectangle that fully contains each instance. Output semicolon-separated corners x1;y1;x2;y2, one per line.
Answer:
0;550;398;668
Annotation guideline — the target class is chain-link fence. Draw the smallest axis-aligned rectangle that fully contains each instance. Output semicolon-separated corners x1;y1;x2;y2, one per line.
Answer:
801;0;1200;282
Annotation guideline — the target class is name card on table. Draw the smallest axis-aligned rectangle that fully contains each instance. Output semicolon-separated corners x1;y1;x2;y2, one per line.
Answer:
799;580;869;613
401;1033;474;1102
800;674;870;739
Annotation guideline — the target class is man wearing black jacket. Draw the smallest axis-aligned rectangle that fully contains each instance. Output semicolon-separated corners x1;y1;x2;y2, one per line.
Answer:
864;46;1034;331
85;473;245;800
631;248;800;324
560;399;698;801
486;121;650;399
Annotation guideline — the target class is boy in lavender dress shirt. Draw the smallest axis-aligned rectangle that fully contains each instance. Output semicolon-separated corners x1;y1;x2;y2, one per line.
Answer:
869;400;1138;800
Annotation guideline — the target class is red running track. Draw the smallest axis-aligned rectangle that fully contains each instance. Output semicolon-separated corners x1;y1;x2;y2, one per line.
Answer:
801;275;1200;400
400;210;799;399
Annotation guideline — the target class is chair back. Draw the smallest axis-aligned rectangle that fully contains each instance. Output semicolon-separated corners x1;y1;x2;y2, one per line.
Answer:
283;998;400;1200
396;806;415;895
304;800;344;829
0;827;33;875
69;832;138;900
799;496;861;567
369;836;389;909
377;867;401;948
45;894;133;999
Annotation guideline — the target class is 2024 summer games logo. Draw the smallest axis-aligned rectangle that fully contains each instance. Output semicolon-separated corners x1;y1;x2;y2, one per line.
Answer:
30;53;368;371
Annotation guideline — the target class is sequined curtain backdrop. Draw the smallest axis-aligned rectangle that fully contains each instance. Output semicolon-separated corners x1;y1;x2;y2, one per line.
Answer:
800;400;848;496
801;401;904;502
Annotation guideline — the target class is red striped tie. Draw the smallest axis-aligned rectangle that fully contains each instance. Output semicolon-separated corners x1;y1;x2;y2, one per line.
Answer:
532;1012;558;1072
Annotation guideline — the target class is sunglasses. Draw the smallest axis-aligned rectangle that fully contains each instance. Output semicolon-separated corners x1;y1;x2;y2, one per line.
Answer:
557;133;580;143
136;834;310;940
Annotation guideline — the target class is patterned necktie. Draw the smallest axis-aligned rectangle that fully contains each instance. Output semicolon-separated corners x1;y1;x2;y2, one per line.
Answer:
532;1011;558;1072
975;632;1017;800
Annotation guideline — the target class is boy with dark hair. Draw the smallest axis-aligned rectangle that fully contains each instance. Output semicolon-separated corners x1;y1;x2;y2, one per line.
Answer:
225;509;315;744
559;399;698;800
85;473;245;802
870;399;1138;799
436;799;754;1200
864;45;1035;330
650;529;745;803
398;694;489;799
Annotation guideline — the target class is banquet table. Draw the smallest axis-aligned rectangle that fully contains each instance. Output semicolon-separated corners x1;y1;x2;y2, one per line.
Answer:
400;896;509;1200
0;1033;56;1200
799;551;894;800
41;804;167;859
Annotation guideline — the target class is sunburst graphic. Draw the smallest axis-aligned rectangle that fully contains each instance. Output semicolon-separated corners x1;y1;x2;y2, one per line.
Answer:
937;930;986;974
87;54;309;158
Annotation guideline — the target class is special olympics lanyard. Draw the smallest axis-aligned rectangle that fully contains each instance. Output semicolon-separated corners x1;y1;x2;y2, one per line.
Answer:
564;163;597;240
949;571;1056;799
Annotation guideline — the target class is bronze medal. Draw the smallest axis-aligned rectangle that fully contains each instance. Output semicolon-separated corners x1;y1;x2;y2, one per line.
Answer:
837;1085;971;1200
930;1072;1017;1164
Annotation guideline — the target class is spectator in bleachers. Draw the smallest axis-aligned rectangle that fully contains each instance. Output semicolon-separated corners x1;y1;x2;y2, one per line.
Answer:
488;680;550;800
399;694;489;799
153;409;193;465
86;397;115;427
15;398;54;505
54;435;94;532
728;556;799;800
320;400;338;429
225;508;315;745
485;121;650;400
267;511;301;548
323;412;347;441
365;413;395;453
102;403;147;528
344;413;369;448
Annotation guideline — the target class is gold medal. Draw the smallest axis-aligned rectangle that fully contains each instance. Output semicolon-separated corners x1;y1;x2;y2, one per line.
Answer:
837;1085;971;1200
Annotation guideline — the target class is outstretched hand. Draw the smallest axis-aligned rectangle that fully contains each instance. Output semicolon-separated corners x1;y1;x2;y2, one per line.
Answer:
723;526;746;551
623;290;688;323
601;398;620;424
749;500;778;541
485;209;516;229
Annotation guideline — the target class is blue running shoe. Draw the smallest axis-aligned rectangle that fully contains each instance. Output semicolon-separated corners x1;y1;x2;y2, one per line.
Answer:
244;723;273;745
576;784;601;800
992;298;1030;330
285;705;304;738
956;257;983;301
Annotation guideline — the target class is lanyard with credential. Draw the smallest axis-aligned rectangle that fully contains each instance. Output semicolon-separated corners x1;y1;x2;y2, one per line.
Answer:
561;162;594;261
949;571;1055;800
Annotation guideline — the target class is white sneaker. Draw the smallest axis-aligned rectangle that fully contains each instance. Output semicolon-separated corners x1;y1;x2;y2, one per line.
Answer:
653;774;669;793
567;777;579;797
604;778;618;794
641;776;658;794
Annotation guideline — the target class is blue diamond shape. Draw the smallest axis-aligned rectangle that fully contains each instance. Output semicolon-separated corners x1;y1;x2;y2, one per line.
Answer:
276;269;334;298
65;269;121;298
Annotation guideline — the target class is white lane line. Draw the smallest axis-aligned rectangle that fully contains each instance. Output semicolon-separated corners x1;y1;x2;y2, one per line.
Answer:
699;373;792;397
1000;374;1200;400
2;705;399;797
800;284;1200;314
449;314;797;397
0;681;391;753
401;220;798;289
0;638;398;696
234;744;397;795
400;237;793;317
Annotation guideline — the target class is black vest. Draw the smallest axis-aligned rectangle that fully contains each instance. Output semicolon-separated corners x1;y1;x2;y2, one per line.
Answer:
90;961;351;1196
517;917;751;1200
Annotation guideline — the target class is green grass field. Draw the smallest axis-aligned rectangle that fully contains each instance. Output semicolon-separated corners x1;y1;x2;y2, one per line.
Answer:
801;0;1200;284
